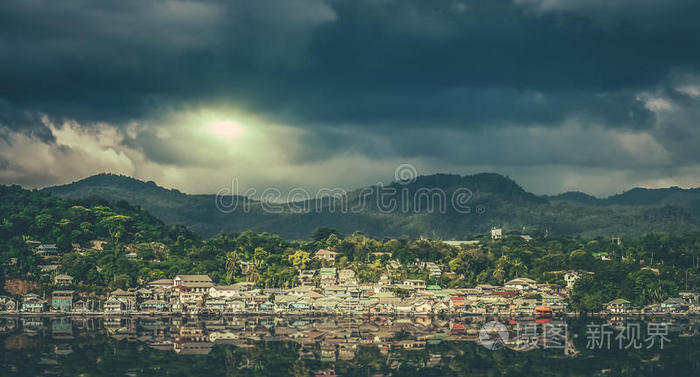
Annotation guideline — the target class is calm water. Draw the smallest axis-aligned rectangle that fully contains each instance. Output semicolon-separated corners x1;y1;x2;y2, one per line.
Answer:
1;316;698;376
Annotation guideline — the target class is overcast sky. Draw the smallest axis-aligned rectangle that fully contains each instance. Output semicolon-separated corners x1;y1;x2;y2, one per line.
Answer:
2;0;700;197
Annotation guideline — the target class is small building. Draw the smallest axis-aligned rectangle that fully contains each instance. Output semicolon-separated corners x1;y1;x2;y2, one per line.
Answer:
36;244;59;256
0;296;17;312
449;296;466;310
324;285;345;295
661;298;689;313
413;300;433;314
104;297;126;313
424;262;442;278
395;300;415;314
679;291;699;305
40;264;60;273
373;292;401;305
51;290;74;311
512;298;538;315
26;240;42;249
110;289;137;308
178;289;205;305
316;297;341;310
492;290;518;299
320;267;337;279
72;300;89;312
606;298;632;314
338;269;356;283
147;278;174;289
490;228;503;240
54;274;74;286
21;294;47;313
90;240;107;250
403;280;426;290
504;278;537;291
204;299;228;312
475;284;499;293
135;288;153;301
139;300;169;312
208;285;242;298
173;275;214;292
6;300;17;311
315;249;339;262
225;300;246;312
442;240;480;248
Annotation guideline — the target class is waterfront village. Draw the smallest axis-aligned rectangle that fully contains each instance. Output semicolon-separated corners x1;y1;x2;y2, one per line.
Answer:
1;230;699;317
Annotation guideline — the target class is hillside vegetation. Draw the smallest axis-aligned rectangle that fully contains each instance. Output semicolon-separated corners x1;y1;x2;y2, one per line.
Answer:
1;185;699;310
43;173;700;239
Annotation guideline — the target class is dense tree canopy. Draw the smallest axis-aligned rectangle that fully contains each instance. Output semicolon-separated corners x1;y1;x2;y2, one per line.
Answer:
1;185;698;310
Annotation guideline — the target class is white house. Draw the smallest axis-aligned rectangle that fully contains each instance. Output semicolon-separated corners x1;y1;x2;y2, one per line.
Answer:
53;274;74;286
403;280;426;290
104;297;126;313
315;249;338;262
208;285;243;299
35;244;58;256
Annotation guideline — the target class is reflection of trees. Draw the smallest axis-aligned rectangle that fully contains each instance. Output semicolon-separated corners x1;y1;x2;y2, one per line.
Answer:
2;317;699;377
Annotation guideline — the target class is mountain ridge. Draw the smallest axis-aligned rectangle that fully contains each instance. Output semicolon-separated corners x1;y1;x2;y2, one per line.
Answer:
41;172;700;239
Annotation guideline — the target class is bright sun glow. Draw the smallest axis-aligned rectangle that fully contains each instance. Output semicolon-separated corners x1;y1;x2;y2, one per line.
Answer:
209;119;244;139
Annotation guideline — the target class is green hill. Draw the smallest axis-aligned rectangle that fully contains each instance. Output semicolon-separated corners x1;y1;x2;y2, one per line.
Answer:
42;173;700;239
0;184;196;250
549;186;700;212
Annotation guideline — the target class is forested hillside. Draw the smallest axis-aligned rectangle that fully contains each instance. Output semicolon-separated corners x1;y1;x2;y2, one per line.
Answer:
43;173;700;239
2;185;699;310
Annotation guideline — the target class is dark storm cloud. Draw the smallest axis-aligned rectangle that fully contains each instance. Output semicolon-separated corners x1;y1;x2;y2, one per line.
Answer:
2;0;700;193
1;0;698;131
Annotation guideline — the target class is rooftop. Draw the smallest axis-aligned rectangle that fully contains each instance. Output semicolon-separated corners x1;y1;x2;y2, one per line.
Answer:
316;249;338;255
174;275;213;282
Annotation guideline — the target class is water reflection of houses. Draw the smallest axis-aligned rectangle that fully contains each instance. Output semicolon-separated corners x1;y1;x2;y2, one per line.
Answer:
51;319;73;340
22;317;45;335
171;323;214;355
4;315;697;366
105;317;138;342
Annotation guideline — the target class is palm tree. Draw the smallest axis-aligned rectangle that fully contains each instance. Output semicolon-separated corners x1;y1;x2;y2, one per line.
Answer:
225;251;240;283
512;259;528;277
492;266;506;284
246;263;260;284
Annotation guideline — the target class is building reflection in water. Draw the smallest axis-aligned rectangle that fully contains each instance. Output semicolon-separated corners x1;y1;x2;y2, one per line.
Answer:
1;315;698;375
